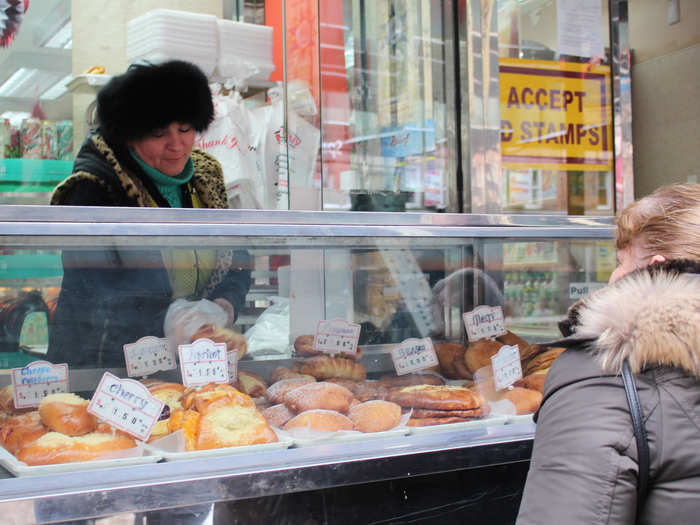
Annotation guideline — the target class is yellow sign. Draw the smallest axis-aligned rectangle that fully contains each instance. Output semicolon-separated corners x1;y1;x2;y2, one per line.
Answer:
499;58;613;171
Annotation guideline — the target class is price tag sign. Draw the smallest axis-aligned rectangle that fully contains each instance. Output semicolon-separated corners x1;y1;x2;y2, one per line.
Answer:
11;361;69;409
491;344;523;390
88;372;164;441
390;338;439;376
313;319;361;356
124;336;176;377
463;305;507;341
178;338;228;387
227;350;239;384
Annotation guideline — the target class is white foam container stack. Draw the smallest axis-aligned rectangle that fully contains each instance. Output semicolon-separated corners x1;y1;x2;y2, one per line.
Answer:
127;9;218;77
216;19;275;81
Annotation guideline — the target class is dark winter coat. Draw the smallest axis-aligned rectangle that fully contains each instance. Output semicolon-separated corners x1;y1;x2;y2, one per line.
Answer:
516;259;700;524
48;132;251;367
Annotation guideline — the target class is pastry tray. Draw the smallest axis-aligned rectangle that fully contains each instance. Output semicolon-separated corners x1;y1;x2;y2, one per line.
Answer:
505;414;535;425
407;414;509;435
0;444;162;477
146;435;293;461
283;426;410;447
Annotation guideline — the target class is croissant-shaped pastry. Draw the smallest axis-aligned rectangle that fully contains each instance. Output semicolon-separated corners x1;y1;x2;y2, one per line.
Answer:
298;356;367;381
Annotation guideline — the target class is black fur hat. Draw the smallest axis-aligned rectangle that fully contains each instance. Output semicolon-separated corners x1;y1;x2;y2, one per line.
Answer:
96;60;214;145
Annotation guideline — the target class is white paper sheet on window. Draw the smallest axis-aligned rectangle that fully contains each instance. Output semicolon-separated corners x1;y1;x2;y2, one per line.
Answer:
557;0;604;58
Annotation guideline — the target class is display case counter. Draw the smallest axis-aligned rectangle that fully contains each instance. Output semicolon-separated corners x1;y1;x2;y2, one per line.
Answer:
0;206;613;523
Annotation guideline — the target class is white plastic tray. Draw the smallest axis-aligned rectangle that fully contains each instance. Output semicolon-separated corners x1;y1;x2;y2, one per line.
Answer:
284;426;410;447
407;414;509;435
0;444;161;477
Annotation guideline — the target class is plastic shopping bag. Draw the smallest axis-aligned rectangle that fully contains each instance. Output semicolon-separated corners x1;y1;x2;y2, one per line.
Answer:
163;298;228;351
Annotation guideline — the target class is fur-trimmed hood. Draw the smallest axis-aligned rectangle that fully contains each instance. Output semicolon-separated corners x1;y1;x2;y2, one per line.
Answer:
558;259;700;378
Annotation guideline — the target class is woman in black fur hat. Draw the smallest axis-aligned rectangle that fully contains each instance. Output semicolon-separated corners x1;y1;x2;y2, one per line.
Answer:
48;60;250;367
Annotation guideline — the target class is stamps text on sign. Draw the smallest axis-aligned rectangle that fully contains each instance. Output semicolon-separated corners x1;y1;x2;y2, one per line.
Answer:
313;319;361;356
12;361;69;409
390;338;439;376
178;338;229;387
124;336;176;377
463;305;507;342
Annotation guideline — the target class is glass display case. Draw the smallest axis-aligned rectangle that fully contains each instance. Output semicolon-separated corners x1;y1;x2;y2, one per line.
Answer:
0;206;613;523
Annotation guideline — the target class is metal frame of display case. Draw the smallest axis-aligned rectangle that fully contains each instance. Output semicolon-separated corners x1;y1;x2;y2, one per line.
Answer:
0;207;613;523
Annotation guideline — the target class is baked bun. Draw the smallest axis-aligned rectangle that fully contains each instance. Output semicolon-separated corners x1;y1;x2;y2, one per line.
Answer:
269;366;316;384
261;403;296;428
16;431;136;465
299;356;366;381
147;382;186;439
434;342;471;379
39;393;97;436
191;324;247;359
388;385;483;411
376;373;445;388
325;378;390;402
1;412;46;455
523;347;565;376
283;409;353;432
283;382;354;414
503;387;542;414
496;330;529;349
348;400;401;433
514;371;548;393
236;370;268;398
265;377;316;404
0;385;31;415
196;394;277;450
293;335;364;361
464;339;503;374
166;409;201;450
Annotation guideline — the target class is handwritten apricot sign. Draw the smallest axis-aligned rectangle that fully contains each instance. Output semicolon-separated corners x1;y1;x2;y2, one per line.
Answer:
499;58;612;171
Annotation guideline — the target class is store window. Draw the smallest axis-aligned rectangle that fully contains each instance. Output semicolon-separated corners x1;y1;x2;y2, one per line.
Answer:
497;0;614;215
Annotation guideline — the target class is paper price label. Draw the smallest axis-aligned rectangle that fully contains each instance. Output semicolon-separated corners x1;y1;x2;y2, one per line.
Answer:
88;372;164;441
568;282;605;300
390;338;439;376
178;338;228;387
463;305;507;341
124;336;176;377
491;344;523;390
313;319;361;356
227;349;239;384
11;361;69;409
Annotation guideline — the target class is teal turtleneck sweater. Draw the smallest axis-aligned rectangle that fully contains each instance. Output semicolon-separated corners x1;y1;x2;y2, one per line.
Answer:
129;148;194;208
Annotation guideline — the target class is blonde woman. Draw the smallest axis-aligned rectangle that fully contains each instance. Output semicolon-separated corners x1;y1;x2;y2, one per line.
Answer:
517;184;700;524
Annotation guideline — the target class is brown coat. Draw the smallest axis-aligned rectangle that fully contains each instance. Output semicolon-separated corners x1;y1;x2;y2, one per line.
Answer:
517;260;700;525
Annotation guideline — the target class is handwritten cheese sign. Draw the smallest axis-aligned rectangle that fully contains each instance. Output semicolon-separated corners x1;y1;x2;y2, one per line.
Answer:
463;306;507;342
313;319;361;356
11;361;69;409
178;338;228;387
88;372;164;441
124;336;176;377
390;338;439;376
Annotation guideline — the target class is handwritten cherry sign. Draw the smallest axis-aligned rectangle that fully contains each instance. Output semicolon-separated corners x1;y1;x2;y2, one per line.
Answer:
390;338;439;376
491;344;523;390
124;336;176;377
313;319;361;356
88;372;164;441
178;338;228;387
11;361;69;409
463;305;507;341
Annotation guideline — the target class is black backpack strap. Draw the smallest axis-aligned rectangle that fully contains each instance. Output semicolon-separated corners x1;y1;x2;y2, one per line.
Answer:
622;359;650;521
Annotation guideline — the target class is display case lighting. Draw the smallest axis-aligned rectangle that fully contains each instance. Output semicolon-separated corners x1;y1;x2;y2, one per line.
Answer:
42;20;72;49
40;74;72;100
0;68;67;98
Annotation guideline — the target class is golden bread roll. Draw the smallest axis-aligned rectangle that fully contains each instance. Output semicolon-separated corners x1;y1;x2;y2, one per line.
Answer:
518;344;542;362
16;431;136;466
147;382;186;439
39;393;97;436
0;385;31;415
464;339;503;374
193;388;255;415
434;342;471;379
265;377;316;404
502;387;542;414
181;383;239;411
388;385;483;411
269;366;316;384
293;335;364;361
3;416;47;455
0;411;42;448
261;403;296;428
376;373;445;388
514;370;548;393
196;398;277;450
496;330;529;349
523;347;566;376
283;409;353;432
325;378;390;402
236;370;268;398
348;400;401;433
191;323;247;359
283;381;354;414
298;355;366;381
166;409;200;450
